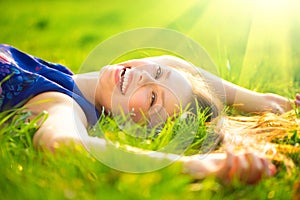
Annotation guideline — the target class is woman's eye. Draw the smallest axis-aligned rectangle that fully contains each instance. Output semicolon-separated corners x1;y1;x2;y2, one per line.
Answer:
154;65;162;79
150;91;157;107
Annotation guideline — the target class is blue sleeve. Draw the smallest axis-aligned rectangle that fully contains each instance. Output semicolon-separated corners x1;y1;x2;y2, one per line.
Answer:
0;44;99;125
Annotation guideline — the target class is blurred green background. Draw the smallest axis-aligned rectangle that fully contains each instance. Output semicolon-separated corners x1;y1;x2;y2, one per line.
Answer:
1;0;300;199
1;0;300;95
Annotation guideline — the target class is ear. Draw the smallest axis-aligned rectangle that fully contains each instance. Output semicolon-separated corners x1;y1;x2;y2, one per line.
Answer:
194;95;221;121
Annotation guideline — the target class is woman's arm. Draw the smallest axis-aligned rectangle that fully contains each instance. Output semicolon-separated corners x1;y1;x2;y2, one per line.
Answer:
146;55;293;113
24;91;275;183
198;68;293;113
24;92;90;151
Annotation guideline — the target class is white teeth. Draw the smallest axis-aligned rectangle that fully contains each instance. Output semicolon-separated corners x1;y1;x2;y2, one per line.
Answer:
121;69;130;94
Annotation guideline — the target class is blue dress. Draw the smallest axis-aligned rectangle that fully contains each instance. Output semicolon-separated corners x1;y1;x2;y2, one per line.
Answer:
0;44;99;125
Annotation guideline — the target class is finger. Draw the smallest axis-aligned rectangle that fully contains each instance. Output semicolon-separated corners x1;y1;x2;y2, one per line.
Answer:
238;153;250;174
270;163;277;176
262;157;277;177
295;99;300;107
237;152;259;183
295;94;300;107
224;148;237;181
246;153;264;184
225;147;234;170
227;155;238;181
228;153;252;182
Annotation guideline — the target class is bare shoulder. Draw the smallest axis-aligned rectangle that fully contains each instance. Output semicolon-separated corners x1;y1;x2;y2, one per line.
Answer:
24;91;89;150
25;91;74;107
24;91;87;125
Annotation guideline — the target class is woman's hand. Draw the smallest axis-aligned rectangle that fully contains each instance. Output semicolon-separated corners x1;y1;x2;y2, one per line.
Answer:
265;94;300;113
216;149;276;184
295;94;300;107
263;93;293;114
182;149;276;184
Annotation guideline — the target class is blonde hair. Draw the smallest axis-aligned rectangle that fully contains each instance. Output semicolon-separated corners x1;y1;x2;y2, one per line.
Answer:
220;111;299;172
146;55;299;170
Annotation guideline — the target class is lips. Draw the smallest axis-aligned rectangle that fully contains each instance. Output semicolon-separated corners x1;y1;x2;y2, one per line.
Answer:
115;66;132;94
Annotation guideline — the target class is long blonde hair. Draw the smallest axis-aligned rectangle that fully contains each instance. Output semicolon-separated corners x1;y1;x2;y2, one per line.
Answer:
221;111;299;170
147;55;299;170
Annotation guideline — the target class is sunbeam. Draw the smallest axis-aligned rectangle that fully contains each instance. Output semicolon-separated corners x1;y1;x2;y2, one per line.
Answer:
239;0;298;93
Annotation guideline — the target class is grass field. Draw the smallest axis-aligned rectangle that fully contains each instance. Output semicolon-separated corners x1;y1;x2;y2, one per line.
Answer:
1;0;300;199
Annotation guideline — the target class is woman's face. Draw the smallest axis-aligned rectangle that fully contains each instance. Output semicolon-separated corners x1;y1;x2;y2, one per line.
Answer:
96;59;193;126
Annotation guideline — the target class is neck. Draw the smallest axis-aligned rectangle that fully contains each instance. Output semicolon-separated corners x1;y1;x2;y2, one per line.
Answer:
73;72;100;106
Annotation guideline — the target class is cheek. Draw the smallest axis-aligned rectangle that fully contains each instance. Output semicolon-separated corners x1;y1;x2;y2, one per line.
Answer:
97;88;113;111
164;95;180;116
129;89;149;122
99;69;113;90
97;68;117;110
97;84;116;112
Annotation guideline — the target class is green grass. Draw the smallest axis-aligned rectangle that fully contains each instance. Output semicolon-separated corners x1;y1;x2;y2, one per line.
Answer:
1;0;300;199
1;108;299;200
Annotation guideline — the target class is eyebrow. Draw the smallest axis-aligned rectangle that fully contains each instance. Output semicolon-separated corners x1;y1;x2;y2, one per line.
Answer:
165;70;171;80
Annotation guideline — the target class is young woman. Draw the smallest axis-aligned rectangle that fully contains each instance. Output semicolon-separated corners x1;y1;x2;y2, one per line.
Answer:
0;44;296;184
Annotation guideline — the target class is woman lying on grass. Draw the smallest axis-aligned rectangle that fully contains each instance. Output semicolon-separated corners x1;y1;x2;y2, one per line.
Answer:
0;44;297;184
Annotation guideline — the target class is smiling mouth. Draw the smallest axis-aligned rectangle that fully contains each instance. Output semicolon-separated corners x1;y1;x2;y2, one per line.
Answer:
119;67;131;94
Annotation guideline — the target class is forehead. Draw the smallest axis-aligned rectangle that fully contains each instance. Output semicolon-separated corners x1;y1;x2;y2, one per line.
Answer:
159;66;193;106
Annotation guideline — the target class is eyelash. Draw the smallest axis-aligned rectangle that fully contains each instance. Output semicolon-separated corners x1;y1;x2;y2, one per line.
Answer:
154;65;162;79
150;65;161;107
150;91;157;107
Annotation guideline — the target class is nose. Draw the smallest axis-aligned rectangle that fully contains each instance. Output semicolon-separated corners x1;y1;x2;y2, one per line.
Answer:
137;71;155;85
